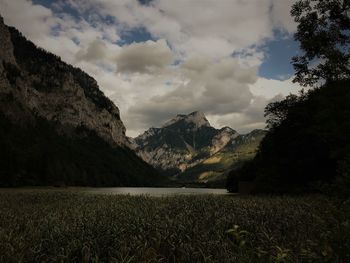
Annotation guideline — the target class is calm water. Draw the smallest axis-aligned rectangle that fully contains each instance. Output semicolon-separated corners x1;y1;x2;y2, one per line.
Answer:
86;187;229;196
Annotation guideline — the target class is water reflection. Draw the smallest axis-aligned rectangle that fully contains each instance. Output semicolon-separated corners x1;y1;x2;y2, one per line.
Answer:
86;187;229;196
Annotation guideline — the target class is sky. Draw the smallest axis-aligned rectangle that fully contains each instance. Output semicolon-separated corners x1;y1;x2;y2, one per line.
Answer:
0;0;304;137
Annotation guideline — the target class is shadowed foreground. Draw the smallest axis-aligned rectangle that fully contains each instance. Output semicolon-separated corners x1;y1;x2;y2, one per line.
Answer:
0;191;349;262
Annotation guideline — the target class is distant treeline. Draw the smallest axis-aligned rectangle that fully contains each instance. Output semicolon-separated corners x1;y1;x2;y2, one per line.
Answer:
0;114;163;187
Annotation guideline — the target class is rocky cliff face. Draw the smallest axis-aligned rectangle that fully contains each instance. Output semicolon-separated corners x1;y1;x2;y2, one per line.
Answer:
210;127;239;155
133;111;220;173
0;16;128;146
134;111;265;182
0;16;162;186
133;111;265;181
178;128;266;183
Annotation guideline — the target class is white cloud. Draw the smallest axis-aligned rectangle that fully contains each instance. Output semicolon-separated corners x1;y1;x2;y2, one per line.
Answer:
153;0;273;54
55;0;296;59
125;57;258;135
124;63;304;136
76;39;108;62
0;0;302;137
115;39;174;73
250;77;302;99
0;0;55;40
270;0;297;33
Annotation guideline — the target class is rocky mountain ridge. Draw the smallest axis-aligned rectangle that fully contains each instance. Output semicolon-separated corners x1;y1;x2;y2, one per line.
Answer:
161;111;211;129
133;111;266;181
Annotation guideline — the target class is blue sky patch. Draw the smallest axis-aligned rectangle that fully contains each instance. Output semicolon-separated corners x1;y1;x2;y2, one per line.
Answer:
33;0;155;46
33;0;80;19
118;27;156;45
258;32;301;80
138;0;154;6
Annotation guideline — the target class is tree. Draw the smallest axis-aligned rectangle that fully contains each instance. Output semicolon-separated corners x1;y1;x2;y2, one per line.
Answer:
240;81;350;194
264;93;304;129
226;1;350;195
291;0;350;86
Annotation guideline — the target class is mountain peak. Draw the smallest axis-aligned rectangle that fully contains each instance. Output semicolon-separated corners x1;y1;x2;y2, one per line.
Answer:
188;110;203;116
162;111;210;129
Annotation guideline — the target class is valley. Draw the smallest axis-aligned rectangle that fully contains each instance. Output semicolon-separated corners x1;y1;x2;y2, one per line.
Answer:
1;0;349;261
0;15;264;188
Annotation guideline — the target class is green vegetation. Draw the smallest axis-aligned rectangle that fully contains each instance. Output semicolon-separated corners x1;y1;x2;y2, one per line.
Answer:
0;191;349;262
291;0;350;86
179;130;266;184
0;115;163;187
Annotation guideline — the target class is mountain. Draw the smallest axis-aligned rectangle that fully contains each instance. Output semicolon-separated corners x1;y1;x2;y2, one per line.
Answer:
133;111;266;184
178;129;266;184
0;15;163;186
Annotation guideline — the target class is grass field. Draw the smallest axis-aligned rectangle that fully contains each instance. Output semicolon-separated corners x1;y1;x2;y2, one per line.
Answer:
0;191;349;262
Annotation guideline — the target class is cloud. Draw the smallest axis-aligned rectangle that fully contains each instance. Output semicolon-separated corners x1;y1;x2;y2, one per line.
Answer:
0;0;55;40
152;0;273;54
115;39;174;73
76;39;108;62
0;0;302;137
250;77;302;99
57;0;296;59
124;60;303;136
206;94;284;134
125;57;258;133
270;1;297;33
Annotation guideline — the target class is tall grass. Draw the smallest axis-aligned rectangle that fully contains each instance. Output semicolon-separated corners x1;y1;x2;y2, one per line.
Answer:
0;191;349;262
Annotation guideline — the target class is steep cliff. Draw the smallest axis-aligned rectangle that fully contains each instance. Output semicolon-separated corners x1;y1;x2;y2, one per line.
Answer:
0;17;128;146
0;16;162;186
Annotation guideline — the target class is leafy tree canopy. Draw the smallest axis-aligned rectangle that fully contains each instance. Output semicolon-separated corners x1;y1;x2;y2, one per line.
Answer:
291;0;350;86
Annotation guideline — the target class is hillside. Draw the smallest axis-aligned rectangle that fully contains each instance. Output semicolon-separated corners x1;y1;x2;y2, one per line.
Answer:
133;111;266;183
0;15;162;186
178;129;266;184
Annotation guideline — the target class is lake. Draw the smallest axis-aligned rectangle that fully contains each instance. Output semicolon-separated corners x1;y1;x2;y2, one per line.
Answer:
0;187;231;196
85;187;230;196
